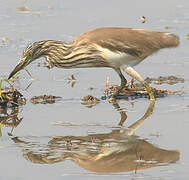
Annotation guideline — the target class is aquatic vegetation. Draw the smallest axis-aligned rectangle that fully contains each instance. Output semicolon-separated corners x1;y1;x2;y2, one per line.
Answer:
0;78;26;107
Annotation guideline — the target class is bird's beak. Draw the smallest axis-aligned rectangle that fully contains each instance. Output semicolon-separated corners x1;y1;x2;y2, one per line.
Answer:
8;57;28;80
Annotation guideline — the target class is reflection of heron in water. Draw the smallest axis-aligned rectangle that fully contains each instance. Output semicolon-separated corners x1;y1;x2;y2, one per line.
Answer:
10;100;179;173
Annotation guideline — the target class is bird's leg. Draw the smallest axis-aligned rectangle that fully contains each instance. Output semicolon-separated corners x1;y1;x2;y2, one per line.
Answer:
122;67;155;101
111;68;127;98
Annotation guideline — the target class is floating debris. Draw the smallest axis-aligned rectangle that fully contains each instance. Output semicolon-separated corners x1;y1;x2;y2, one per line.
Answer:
66;74;77;88
17;6;42;16
131;76;184;88
17;6;30;13
67;74;76;81
81;95;100;107
104;86;180;99
104;76;185;99
0;78;26;107
144;76;184;85
164;26;173;30
0;88;26;107
88;87;94;91
30;95;62;104
140;16;146;23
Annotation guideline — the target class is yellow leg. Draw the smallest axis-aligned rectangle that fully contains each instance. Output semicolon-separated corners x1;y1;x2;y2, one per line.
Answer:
111;69;127;97
144;83;155;101
122;66;155;101
108;69;127;102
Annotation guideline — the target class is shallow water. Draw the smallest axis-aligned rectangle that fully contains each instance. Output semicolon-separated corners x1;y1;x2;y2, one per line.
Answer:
0;0;189;179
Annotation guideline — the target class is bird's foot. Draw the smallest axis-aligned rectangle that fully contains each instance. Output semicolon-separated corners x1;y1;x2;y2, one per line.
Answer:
108;90;121;102
101;94;118;102
101;94;117;102
144;83;155;101
108;95;117;103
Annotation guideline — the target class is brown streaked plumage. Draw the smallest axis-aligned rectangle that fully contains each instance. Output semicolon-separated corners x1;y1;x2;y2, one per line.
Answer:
8;27;179;100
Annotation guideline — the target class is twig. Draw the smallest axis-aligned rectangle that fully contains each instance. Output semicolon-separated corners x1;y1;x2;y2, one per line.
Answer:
25;69;32;78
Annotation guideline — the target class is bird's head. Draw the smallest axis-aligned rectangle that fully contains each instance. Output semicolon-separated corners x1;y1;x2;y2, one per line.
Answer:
8;40;58;79
8;41;48;79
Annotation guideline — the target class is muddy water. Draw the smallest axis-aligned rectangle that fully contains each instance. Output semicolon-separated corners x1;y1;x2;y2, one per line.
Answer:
0;0;189;179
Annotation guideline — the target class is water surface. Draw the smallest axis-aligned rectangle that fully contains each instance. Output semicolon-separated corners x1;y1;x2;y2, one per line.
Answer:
0;0;189;179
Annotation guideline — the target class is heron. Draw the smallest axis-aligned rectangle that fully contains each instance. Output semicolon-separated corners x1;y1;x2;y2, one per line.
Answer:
8;27;179;100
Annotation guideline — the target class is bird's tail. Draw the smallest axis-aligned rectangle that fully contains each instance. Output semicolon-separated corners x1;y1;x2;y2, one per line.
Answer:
162;33;180;48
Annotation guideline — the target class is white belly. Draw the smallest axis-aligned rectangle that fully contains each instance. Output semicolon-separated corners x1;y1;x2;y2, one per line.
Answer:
96;45;142;68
